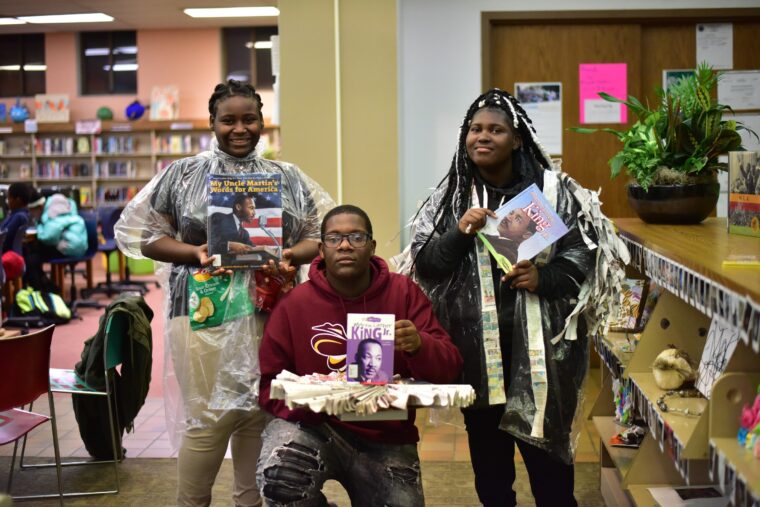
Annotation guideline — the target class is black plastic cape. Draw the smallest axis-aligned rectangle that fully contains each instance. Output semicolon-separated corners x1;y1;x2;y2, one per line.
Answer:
411;166;628;463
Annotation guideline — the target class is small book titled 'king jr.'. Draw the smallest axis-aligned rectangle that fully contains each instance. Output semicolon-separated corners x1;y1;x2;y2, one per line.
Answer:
207;173;283;269
477;182;569;272
346;314;395;384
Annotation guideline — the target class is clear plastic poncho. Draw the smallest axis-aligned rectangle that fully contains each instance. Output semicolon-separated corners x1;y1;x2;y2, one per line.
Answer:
411;165;628;464
114;142;335;445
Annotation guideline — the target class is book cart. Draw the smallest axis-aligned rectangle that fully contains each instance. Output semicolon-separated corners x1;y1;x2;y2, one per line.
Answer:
591;218;760;506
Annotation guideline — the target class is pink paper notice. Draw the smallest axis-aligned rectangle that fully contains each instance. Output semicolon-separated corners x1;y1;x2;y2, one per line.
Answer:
579;63;628;124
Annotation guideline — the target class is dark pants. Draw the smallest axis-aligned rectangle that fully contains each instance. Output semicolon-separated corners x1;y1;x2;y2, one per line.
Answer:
257;418;424;507
463;405;577;507
22;241;62;292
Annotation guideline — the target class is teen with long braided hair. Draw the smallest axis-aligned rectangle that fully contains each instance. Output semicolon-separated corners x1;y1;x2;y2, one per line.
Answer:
411;89;627;506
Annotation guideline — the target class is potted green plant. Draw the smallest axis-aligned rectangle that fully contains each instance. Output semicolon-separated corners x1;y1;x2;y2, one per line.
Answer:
572;62;757;224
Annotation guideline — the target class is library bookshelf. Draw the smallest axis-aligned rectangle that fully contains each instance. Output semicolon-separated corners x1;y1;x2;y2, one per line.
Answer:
0;119;280;208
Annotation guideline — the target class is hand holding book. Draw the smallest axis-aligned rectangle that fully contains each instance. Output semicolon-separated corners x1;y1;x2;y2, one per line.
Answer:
459;207;496;235
394;319;422;355
504;260;539;292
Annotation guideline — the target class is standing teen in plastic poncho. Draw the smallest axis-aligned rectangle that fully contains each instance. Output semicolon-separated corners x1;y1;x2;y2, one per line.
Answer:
411;89;628;507
114;80;334;507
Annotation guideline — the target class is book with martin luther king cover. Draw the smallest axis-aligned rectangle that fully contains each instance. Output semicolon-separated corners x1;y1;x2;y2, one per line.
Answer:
346;313;395;385
478;182;569;271
207;173;283;269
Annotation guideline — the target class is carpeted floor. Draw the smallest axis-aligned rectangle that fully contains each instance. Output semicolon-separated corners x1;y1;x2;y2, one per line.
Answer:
1;457;604;506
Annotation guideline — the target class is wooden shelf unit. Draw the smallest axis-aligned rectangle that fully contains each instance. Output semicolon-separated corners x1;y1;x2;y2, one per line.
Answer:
594;330;638;380
594;218;760;506
0;119;280;208
595;416;640;479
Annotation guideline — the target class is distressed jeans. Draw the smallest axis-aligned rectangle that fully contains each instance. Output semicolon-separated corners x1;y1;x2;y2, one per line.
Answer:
256;418;424;507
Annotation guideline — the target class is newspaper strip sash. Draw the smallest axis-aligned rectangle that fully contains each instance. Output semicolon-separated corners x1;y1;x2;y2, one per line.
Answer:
524;170;558;438
527;291;549;438
472;185;506;405
621;236;759;352
533;169;559;266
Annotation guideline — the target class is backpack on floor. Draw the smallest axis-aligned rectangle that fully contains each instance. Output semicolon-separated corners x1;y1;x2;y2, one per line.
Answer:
11;287;72;325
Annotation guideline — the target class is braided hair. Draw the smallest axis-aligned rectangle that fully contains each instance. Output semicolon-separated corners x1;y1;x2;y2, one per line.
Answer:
435;88;553;227
208;79;264;124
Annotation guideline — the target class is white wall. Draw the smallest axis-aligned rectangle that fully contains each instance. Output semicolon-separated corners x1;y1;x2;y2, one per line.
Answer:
397;0;759;242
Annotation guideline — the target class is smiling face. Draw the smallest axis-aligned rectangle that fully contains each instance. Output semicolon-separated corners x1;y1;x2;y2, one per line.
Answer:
497;208;533;241
357;340;382;381
319;212;376;289
210;95;262;157
466;107;522;179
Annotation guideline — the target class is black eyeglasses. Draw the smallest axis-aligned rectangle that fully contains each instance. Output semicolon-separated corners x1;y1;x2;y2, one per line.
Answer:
322;232;372;248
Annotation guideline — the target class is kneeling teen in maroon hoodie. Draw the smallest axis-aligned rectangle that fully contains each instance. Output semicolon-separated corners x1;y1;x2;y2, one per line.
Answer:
257;204;462;507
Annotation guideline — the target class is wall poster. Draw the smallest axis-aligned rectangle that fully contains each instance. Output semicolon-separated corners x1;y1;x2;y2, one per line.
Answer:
514;82;562;155
579;63;627;124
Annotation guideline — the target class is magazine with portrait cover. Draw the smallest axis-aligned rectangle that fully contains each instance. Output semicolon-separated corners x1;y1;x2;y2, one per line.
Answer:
728;151;760;238
207;173;283;269
478;182;569;271
346;313;395;385
608;278;649;332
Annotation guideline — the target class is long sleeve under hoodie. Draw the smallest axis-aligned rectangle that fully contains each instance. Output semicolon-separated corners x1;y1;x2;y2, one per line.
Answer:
259;255;463;445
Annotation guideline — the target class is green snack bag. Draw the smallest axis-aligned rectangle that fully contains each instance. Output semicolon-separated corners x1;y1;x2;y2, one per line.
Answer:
188;269;254;330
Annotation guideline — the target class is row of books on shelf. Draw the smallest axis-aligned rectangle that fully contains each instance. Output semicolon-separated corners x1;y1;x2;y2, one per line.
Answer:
0;140;30;156
95;161;137;178
94;136;140;154
56;186;141;208
97;186;140;205
36;161;91;178
35;136;91;156
34;161;141;179
10;134;213;157
153;134;212;154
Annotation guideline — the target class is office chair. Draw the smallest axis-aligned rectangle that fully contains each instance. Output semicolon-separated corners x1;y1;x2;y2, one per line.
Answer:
0;325;63;505
82;206;146;298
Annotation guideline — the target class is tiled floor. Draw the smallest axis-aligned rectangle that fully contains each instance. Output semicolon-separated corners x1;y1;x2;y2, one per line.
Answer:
1;260;602;465
2;377;602;463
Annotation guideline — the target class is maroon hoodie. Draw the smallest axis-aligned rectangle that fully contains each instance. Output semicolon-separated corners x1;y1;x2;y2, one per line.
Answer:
259;255;463;444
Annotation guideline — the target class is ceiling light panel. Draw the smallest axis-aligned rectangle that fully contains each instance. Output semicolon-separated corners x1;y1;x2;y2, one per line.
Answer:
183;7;279;18
18;13;114;24
0;17;26;25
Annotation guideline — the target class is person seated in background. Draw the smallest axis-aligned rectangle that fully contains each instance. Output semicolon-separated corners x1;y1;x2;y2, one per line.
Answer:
1;183;33;283
27;188;45;223
23;193;86;292
1;182;33;254
257;204;463;507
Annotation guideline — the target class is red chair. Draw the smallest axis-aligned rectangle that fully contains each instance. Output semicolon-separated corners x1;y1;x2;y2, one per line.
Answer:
0;325;63;505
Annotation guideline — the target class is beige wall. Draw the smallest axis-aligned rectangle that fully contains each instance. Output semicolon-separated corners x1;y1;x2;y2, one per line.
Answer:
137;29;222;119
41;29;277;123
43;29;223;121
279;0;399;258
279;0;338;200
